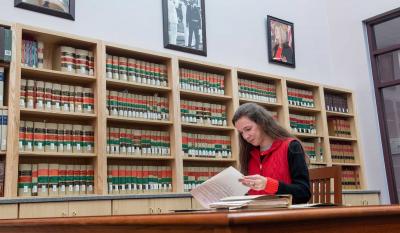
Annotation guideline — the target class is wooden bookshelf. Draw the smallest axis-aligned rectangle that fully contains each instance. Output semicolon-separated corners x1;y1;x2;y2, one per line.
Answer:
0;23;367;200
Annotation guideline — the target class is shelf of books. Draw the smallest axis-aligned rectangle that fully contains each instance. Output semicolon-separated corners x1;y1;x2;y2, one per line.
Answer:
323;86;363;190
0;21;12;197
0;23;366;199
178;58;238;193
4;24;100;198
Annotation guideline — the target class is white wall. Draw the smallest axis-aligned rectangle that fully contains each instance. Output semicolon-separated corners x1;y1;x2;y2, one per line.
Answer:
1;0;399;203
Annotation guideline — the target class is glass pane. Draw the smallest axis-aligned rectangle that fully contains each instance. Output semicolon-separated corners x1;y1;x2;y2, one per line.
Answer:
382;85;400;199
377;50;400;83
374;17;400;49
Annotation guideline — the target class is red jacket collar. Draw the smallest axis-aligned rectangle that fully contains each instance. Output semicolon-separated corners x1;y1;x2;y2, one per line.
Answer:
250;139;285;160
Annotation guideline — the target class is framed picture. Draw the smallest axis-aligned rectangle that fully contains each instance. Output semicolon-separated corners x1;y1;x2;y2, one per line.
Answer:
162;0;207;56
267;16;295;67
14;0;75;20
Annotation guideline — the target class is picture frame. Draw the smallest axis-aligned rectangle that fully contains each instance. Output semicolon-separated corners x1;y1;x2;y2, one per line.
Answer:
162;0;207;56
14;0;75;21
267;16;295;67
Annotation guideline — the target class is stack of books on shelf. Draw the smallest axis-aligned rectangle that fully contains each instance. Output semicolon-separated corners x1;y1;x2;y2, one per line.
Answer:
0;26;12;63
21;38;43;68
330;142;355;163
238;78;277;103
342;166;361;189
106;127;170;156
106;54;168;86
18;163;94;197
287;87;315;108
19;121;94;154
182;132;231;158
107;90;169;120
325;93;349;113
56;46;94;75
180;100;227;126
183;166;224;192
107;165;172;194
20;79;94;113
289;113;316;134
303;141;323;163
328;117;351;137
179;68;225;95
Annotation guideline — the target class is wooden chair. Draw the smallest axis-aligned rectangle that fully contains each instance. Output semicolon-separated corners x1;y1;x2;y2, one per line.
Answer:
308;166;342;205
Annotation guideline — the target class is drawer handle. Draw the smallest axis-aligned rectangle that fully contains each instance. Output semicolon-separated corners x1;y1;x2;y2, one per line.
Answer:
149;208;154;214
72;211;77;216
157;208;162;213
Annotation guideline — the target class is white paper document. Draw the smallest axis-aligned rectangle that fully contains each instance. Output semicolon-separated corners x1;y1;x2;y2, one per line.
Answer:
190;166;250;209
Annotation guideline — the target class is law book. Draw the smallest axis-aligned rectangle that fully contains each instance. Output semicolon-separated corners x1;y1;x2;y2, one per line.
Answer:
83;88;94;113
61;84;70;112
0;109;7;151
48;163;59;196
73;164;80;195
35;81;45;110
44;82;53;111
86;165;94;194
52;83;61;111
37;163;49;197
3;28;11;62
0;67;4;107
83;125;94;153
118;165;126;194
45;122;57;152
75;86;83;113
33;121;45;152
58;164;66;196
72;124;83;153
66;164;74;195
31;164;38;196
79;165;87;195
18;163;32;196
63;124;73;153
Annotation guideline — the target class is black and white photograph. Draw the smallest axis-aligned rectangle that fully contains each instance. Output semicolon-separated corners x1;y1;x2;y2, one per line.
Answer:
162;0;207;56
15;0;75;20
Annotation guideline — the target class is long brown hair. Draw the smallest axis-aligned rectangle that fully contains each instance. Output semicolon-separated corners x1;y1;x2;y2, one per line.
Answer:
232;103;293;174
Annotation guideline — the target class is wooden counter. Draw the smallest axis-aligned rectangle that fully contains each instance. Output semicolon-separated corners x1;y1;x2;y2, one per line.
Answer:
0;205;399;233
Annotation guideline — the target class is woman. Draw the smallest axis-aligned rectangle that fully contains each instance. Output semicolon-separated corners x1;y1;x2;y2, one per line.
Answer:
233;103;310;204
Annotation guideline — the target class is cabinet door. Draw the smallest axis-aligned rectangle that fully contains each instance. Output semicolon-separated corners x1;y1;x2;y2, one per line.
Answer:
69;200;111;217
362;194;380;205
112;199;151;215
151;198;192;214
19;202;69;218
343;194;363;206
0;204;18;219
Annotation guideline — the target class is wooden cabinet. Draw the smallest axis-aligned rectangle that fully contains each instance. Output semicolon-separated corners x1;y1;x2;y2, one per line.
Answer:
112;197;191;215
343;193;380;206
19;200;111;218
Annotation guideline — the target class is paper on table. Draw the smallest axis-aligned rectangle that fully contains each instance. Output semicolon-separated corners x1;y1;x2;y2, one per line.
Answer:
190;166;250;209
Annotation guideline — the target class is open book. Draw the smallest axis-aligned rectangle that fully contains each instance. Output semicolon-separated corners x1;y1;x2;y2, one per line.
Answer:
190;166;292;210
209;194;292;210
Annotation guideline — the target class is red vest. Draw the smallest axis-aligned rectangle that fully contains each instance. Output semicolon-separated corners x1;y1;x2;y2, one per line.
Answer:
247;138;294;195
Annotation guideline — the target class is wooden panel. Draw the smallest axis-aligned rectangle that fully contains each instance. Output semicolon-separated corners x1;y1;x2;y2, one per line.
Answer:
69;201;111;217
112;199;151;215
19;202;68;218
0;204;18;219
151;198;192;214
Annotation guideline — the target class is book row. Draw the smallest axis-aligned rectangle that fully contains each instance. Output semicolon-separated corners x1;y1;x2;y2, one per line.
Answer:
18;163;94;197
106;54;168;87
19;121;94;153
21;38;44;68
57;46;94;75
328;117;352;138
238;78;277;103
107;90;169;121
330;142;355;164
183;166;225;192
0;26;12;63
107;165;172;194
179;68;225;95
287;87;315;108
303;141;324;163
180;100;227;126
0;158;3;197
0;110;7;151
325;93;349;113
107;127;170;156
182;132;231;158
20;79;94;113
289;113;317;134
0;67;4;107
342;167;361;190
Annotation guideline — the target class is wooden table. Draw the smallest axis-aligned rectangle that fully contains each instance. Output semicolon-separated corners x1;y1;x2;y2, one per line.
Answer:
0;205;399;233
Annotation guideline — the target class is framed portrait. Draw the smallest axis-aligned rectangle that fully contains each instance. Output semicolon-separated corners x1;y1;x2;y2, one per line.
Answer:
14;0;75;20
162;0;207;56
267;16;295;67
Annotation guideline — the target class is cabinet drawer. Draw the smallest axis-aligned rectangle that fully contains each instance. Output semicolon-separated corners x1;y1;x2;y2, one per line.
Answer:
19;202;68;218
69;200;111;217
152;198;191;214
113;199;151;215
0;204;18;219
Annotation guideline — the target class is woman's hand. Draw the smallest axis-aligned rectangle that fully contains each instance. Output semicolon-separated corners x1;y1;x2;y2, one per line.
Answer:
239;175;267;191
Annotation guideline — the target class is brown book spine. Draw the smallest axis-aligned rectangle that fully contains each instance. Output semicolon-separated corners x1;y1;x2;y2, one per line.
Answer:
38;163;49;197
35;81;45;110
44;82;53;111
72;124;83;153
83;125;94;153
33;122;45;152
61;84;70;112
20;78;27;108
75;86;83;113
26;79;35;109
83;88;94;113
52;83;62;111
45;122;58;152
